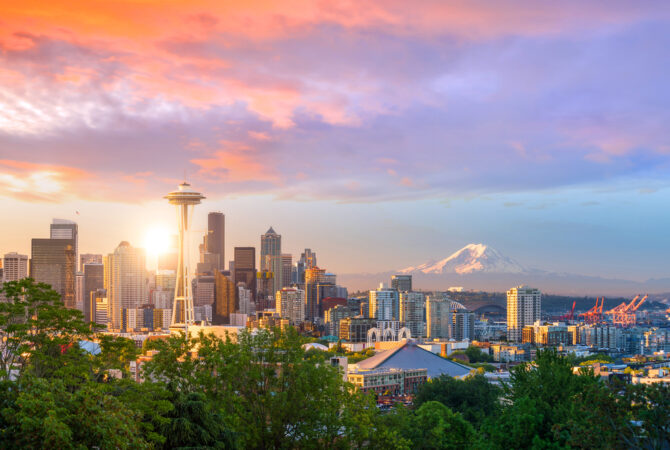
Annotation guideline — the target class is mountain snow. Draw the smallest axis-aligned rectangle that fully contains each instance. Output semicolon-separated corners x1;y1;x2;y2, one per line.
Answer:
400;243;526;275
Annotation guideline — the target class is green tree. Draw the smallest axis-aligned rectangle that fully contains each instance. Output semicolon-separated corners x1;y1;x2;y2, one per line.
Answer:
144;327;378;449
409;401;476;449
482;349;632;449
414;373;501;429
0;278;93;381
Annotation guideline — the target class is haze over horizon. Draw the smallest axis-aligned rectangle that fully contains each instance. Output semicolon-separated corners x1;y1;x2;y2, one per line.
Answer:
1;2;670;284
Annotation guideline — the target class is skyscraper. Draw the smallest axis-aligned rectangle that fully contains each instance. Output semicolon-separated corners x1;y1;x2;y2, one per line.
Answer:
104;242;147;330
369;285;400;321
80;253;102;267
83;263;104;322
400;291;425;337
304;266;326;321
391;275;412;293
213;270;236;325
426;294;451;339
300;248;317;269
261;227;282;297
233;247;256;304
2;252;28;282
50;219;78;270
507;285;541;342
281;254;293;288
207;212;225;271
30;238;75;308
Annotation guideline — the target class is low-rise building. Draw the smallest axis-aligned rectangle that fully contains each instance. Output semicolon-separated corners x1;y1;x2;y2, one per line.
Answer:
348;368;427;396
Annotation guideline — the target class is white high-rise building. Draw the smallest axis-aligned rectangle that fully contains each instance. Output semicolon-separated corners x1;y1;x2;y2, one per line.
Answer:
426;294;451;339
276;287;305;325
104;242;147;330
2;252;28;282
400;292;425;337
507;285;541;342
369;285;399;321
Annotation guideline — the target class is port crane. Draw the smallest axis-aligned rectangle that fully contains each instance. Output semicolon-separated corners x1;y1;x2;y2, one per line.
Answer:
558;301;577;322
579;297;604;324
605;294;647;327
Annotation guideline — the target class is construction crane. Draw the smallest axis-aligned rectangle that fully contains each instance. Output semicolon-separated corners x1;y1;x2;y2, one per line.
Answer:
558;301;576;322
579;297;604;324
606;294;647;327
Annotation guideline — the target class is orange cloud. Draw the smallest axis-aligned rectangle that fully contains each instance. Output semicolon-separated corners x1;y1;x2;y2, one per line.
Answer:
0;159;90;202
190;142;279;183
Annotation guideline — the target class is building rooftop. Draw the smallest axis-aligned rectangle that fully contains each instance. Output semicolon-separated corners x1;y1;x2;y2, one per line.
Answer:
355;340;471;378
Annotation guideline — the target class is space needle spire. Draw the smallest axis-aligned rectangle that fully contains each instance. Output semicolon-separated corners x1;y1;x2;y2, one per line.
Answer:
165;181;205;333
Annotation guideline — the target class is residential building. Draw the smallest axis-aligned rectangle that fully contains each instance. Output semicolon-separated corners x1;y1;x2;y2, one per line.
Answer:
276;287;305;325
507;285;541;342
400;291;425;337
369;285;399;321
391;275;412;293
104;242;147;330
426;294;451;339
2;252;28;282
339;317;377;343
452;307;475;341
325;304;357;337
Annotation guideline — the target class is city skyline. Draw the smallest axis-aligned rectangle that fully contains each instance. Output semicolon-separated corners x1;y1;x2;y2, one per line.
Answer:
1;3;670;282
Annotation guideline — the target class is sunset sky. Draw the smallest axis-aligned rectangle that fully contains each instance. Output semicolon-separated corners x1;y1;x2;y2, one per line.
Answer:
1;1;669;280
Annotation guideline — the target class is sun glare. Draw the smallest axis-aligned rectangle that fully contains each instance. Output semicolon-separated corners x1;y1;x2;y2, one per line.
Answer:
143;226;171;258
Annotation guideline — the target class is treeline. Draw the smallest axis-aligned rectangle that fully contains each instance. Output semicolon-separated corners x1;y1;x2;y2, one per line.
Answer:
0;279;668;448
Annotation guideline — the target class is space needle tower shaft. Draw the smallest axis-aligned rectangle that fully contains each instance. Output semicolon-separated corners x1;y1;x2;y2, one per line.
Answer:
164;182;205;333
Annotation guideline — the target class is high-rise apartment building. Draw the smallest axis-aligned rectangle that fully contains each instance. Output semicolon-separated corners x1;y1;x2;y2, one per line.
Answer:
426;294;451;339
261;227;282;297
276;287;305;325
233;247;256;304
391;275;412;293
83;263;104;322
50;219;78;270
400;291;425;337
507;285;541;342
452;307;475;341
369;286;400;321
281;254;292;288
213;270;236;325
2;252;28;282
31;238;76;308
207;212;225;271
104;242;147;330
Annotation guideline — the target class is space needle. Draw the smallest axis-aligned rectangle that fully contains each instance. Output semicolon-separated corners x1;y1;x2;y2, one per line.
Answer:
165;182;205;333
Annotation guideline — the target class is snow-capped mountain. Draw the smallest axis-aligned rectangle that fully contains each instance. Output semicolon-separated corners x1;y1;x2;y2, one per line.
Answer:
400;243;526;275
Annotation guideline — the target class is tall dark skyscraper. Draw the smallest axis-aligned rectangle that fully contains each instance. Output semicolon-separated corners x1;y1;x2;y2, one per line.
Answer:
83;263;104;322
31;238;76;308
50;219;78;270
233;247;256;304
207;212;225;270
